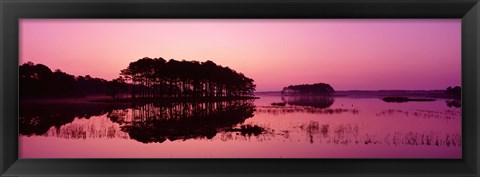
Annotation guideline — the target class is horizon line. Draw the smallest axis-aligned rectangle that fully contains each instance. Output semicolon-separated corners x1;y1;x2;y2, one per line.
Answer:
255;89;456;92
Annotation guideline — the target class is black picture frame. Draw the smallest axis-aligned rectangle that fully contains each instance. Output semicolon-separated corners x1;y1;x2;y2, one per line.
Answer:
1;0;479;176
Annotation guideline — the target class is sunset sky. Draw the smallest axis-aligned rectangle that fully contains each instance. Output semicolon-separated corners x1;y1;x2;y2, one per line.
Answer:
20;19;461;91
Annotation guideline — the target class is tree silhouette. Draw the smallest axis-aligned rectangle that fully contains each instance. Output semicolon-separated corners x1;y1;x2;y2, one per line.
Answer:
20;57;255;100
281;83;334;96
120;57;256;99
117;100;256;143
445;86;461;108
107;77;128;99
445;86;461;99
20;62;108;98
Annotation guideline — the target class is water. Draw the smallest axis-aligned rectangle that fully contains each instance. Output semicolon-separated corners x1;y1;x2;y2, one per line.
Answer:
19;94;461;158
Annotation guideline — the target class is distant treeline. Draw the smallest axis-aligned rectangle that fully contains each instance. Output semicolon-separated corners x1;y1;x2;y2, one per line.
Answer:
20;57;256;100
115;57;255;99
281;83;334;96
20;62;109;98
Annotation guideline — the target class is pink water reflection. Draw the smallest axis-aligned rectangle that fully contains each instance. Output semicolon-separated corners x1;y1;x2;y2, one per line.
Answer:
19;95;461;158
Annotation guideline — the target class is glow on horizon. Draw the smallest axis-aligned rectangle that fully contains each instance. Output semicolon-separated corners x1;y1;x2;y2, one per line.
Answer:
20;19;461;91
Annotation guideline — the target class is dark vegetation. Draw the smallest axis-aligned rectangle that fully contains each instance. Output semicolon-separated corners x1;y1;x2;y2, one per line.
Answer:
20;57;256;101
381;86;461;107
296;121;461;146
118;101;255;143
226;124;266;137
281;83;334;96
19;59;259;143
274;83;335;108
116;57;256;100
445;86;461;99
271;102;286;106
19;101;131;136
20;100;256;143
445;86;461;108
446;99;461;108
20;62;109;98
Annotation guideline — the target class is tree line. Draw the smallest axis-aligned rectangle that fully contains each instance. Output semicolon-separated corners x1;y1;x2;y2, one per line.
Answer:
281;83;335;96
114;57;256;99
20;57;256;100
20;62;108;98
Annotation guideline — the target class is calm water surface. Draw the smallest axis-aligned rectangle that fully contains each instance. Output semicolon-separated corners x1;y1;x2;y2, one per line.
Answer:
19;94;461;158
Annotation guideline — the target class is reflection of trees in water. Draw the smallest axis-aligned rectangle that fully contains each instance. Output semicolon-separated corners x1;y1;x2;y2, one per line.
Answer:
226;124;266;137
291;121;461;147
21;100;257;143
19;101;131;136
446;99;461;108
114;100;256;143
256;106;358;115
20;100;461;147
375;109;461;120
281;96;334;108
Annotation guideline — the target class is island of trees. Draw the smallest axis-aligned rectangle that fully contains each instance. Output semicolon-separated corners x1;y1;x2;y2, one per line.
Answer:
445;86;461;108
445;86;461;99
20;57;257;101
281;83;335;96
112;57;256;100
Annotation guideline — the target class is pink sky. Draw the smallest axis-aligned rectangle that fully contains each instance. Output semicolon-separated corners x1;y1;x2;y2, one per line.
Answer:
20;19;461;91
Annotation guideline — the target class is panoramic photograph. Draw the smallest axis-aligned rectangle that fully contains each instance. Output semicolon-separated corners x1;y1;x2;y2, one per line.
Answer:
19;19;461;158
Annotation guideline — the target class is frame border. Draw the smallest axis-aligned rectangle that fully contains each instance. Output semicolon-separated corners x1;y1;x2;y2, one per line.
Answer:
1;0;479;176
